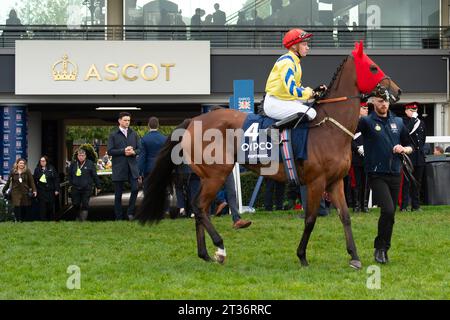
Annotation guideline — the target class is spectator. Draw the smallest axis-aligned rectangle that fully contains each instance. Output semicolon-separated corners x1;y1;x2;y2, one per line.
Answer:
264;178;285;211
175;163;200;218
68;149;101;222
34;156;60;221
445;146;450;153
401;102;426;212
3;9;24;47
434;145;444;155
285;181;301;210
2;158;37;222
350;102;370;213
96;160;105;170
138;116;167;190
236;11;247;26
212;3;226;26
191;8;205;26
204;14;213;25
102;151;110;165
214;172;252;229
107;112;141;221
357;90;413;264
6;9;22;25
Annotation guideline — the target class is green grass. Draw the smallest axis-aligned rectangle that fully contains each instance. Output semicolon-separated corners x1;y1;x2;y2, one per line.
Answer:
0;206;449;300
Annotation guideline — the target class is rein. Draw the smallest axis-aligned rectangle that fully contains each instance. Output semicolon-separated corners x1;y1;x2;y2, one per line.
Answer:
315;95;362;105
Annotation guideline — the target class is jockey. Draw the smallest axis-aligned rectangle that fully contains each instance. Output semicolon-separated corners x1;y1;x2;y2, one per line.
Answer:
264;28;327;122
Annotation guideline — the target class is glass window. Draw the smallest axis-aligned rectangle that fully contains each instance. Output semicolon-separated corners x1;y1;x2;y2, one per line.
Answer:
0;0;106;26
421;0;439;26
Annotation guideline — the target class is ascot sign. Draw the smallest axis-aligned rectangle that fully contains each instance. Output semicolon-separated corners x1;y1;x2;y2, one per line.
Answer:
15;40;210;95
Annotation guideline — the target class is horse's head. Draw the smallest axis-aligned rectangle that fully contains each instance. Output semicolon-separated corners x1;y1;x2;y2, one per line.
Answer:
352;41;402;104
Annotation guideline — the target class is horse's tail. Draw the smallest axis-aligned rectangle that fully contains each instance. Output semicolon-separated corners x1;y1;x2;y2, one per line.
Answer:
136;119;192;224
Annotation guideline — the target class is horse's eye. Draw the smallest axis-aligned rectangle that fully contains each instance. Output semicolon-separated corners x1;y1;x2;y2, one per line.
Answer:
370;64;378;74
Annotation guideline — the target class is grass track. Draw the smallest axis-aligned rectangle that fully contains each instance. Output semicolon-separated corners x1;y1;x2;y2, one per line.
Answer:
0;206;449;299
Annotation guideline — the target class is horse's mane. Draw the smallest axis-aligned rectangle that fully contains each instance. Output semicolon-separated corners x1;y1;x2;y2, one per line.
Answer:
323;56;350;99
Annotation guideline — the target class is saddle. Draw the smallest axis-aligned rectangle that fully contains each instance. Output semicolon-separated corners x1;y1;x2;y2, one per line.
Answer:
257;95;315;130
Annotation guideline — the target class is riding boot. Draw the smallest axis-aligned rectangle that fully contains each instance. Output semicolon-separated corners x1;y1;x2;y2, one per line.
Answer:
265;112;309;143
79;210;88;222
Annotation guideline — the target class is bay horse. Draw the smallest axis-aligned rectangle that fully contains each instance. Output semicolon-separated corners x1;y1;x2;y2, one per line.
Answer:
136;42;402;269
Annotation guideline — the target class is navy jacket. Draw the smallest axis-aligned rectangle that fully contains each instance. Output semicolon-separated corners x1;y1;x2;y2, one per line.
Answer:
138;130;167;176
357;111;411;175
107;127;141;181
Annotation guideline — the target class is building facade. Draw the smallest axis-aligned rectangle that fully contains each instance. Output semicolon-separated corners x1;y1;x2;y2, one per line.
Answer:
0;0;449;174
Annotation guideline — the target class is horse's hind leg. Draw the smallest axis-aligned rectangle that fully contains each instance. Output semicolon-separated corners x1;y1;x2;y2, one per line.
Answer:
297;181;323;267
194;177;227;263
192;186;212;261
328;179;362;270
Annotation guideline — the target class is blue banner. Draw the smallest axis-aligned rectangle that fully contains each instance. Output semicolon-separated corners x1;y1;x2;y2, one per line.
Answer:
231;80;254;113
1;106;27;179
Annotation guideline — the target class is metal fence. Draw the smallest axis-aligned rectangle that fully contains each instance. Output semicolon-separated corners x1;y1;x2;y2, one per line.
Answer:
0;25;448;49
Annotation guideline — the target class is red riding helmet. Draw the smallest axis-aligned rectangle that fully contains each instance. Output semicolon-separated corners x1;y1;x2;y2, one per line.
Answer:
283;28;313;49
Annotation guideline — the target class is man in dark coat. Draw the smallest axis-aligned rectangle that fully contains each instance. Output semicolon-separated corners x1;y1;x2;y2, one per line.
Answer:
401;102;426;212
357;91;413;264
350;102;369;213
34;155;60;221
107;112;141;220
138;116;167;190
68;149;101;222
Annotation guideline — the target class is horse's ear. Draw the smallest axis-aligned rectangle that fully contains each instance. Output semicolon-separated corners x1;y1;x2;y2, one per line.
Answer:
354;41;359;51
357;40;364;57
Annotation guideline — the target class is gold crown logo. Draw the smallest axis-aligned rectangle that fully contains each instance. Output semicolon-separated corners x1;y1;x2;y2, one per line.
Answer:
52;54;78;81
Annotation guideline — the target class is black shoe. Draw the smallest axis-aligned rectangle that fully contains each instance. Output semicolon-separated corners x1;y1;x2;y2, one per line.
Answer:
363;207;369;213
400;208;408;212
385;251;389;263
374;249;387;264
411;207;423;212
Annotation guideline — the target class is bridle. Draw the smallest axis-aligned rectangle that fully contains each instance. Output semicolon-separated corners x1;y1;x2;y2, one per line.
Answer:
305;80;401;139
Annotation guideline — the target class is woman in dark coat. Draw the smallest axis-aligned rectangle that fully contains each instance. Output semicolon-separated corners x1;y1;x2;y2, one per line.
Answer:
34;156;60;221
2;158;37;222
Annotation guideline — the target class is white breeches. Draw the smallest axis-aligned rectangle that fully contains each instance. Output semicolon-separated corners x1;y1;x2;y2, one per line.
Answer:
263;94;317;121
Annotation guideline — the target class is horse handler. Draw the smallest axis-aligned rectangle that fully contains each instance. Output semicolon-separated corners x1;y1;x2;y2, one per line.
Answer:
357;88;413;264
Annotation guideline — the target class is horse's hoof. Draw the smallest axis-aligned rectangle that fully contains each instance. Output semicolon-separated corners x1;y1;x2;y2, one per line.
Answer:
214;253;226;264
349;260;362;270
199;254;213;262
300;258;309;267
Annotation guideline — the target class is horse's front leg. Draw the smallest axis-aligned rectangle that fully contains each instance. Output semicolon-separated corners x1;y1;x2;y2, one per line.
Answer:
297;180;324;266
328;179;362;269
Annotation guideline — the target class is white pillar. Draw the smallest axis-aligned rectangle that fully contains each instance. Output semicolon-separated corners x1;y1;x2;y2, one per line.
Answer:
27;111;42;169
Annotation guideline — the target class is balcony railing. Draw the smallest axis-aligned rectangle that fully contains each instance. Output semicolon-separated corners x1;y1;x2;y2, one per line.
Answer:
0;25;448;49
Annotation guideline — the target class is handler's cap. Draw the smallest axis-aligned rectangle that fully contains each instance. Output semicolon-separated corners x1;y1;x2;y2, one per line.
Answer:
283;28;313;49
405;102;419;110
